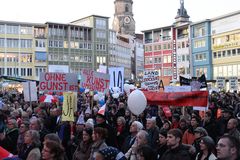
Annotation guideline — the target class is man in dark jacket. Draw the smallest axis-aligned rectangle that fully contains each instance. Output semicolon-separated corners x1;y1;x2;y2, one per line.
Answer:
95;113;117;147
161;128;191;160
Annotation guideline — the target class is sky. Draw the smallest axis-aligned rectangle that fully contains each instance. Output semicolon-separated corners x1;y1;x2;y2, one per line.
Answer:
0;0;239;33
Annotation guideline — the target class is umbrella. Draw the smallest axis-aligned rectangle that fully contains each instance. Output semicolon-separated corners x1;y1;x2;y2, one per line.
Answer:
39;95;58;103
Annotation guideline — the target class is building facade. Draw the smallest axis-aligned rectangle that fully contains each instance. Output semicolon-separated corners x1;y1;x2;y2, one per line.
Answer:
109;30;132;79
0;21;47;80
211;11;240;81
191;20;212;80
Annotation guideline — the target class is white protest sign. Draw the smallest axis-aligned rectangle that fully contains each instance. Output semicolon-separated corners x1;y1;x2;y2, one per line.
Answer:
216;77;225;90
164;86;192;92
229;76;238;91
141;70;160;91
109;67;124;92
22;81;38;102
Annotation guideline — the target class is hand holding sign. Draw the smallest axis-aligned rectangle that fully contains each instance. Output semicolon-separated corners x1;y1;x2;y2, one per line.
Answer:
127;90;147;115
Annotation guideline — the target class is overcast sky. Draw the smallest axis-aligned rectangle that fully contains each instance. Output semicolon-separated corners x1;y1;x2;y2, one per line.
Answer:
0;0;239;33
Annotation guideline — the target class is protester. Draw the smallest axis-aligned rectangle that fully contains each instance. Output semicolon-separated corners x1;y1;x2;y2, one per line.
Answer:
161;128;191;160
125;130;150;160
116;116;128;150
72;128;93;160
156;129;168;160
18;130;41;160
89;127;108;160
121;121;143;153
192;127;208;154
42;140;65;160
216;135;240;160
182;116;201;145
195;136;217;160
146;117;159;148
136;145;157;160
226;118;240;141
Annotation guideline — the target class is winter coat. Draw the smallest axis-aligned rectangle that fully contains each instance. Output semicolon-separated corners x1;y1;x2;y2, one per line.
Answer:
160;144;191;160
89;140;107;160
72;140;93;160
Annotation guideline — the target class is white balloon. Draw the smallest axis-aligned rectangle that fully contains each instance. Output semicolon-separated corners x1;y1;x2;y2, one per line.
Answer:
124;84;130;92
93;94;99;101
127;90;147;115
112;93;119;99
85;89;90;93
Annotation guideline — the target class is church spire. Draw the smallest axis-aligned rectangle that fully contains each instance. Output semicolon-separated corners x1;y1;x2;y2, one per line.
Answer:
175;0;189;19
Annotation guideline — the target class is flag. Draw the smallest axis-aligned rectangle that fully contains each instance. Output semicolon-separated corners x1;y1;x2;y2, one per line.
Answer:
98;104;106;115
0;146;13;159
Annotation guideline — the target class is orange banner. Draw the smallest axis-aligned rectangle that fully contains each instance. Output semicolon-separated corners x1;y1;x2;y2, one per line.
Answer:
142;91;208;107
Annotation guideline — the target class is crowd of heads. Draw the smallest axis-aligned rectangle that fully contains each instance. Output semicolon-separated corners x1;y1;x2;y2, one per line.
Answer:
0;89;239;160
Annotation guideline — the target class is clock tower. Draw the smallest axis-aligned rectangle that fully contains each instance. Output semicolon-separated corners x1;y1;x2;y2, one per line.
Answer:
112;0;135;36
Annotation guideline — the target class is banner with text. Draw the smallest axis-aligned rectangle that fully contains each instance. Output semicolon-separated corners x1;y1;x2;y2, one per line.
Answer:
142;90;208;107
142;70;160;91
80;69;110;93
109;67;124;92
180;74;207;89
62;92;77;122
39;72;78;92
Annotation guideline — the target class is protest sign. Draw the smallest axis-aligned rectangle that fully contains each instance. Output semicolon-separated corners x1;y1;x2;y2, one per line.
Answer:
80;69;110;93
141;70;160;91
62;92;77;122
109;67;124;92
22;81;37;102
180;74;207;89
229;76;238;91
39;72;78;92
216;77;225;90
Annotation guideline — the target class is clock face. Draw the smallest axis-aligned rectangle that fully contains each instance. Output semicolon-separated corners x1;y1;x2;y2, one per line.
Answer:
124;16;131;24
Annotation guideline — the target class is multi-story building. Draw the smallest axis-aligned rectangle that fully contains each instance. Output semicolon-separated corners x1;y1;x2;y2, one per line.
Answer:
0;21;47;80
142;0;190;84
71;15;109;71
143;26;173;84
191;20;212;80
109;29;131;79
211;11;240;81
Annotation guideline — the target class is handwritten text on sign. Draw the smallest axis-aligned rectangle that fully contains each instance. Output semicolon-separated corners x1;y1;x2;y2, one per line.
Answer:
142;70;160;91
39;72;78;92
62;92;77;122
80;69;110;93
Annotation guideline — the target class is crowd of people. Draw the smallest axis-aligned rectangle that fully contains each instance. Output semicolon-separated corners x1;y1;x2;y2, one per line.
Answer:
0;88;240;160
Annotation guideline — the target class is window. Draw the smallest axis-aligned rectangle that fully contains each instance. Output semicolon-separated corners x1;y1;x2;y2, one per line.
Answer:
232;49;236;56
20;26;32;34
21;68;26;76
163;68;172;76
6;25;19;34
27;68;32;76
96;19;106;29
0;25;5;34
35;39;46;48
20;39;32;48
194;24;206;37
238;48;240;55
222;51;226;57
213;52;217;58
20;54;32;63
0;39;4;47
227;50;231;56
217;51;221;58
182;55;185;62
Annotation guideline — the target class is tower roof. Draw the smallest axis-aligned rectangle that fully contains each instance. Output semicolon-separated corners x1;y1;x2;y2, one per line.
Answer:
175;0;190;19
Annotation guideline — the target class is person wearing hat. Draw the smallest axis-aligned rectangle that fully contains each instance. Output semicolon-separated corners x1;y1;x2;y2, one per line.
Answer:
157;129;168;160
216;107;234;139
95;113;117;147
195;136;217;160
193;127;208;154
95;146;126;160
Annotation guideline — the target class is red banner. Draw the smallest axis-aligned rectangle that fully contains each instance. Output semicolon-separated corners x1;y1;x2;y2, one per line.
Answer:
142;91;208;107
